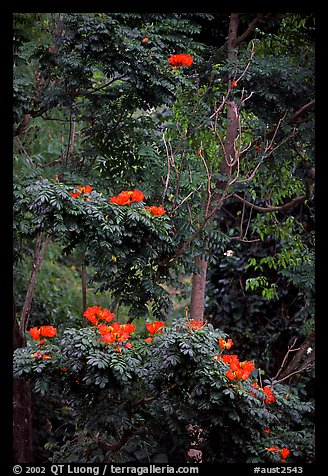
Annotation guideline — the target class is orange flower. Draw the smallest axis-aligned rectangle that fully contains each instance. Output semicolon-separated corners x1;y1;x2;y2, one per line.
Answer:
168;53;193;68
101;332;116;344
265;447;290;462
250;382;275;404
145;205;166;216
142;37;149;43
226;369;235;380
188;320;203;330
70;185;93;198
101;308;116;322
238;360;255;380
222;353;254;381
125;342;133;349
145;337;153;343
29;327;41;341
83;306;115;326
97;321;135;345
263;386;275;405
131;189;145;202
219;338;233;350
146;321;165;335
30;325;57;340
230;80;238;88
119;323;136;334
222;354;239;365
110;190;131;205
82;185;93;194
40;325;57;338
83;306;102;325
110;189;145;205
266;446;279;452
280;448;290;459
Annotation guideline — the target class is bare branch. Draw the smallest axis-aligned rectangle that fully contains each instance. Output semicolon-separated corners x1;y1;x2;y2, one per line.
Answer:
273;337;298;381
234;13;266;47
233;192;306;213
198;144;212;216
14;137;34;166
277;331;315;381
162;132;171;206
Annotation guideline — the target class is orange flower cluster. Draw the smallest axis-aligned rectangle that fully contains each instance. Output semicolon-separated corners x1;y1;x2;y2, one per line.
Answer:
110;190;145;205
266;446;290;462
215;337;254;381
168;53;193;68
29;325;57;359
251;382;275;405
222;354;255;381
144;321;165;343
188;320;203;331
109;190;167;216
70;185;93;199
98;322;136;345
83;306;135;348
146;321;165;335
83;306;115;326
145;205;166;216
219;338;233;350
29;325;57;341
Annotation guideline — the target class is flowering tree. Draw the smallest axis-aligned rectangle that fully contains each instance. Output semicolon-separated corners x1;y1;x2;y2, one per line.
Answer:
13;13;315;464
14;311;314;463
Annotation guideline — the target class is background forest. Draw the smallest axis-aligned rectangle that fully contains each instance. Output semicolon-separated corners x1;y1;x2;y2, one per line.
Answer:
13;12;315;465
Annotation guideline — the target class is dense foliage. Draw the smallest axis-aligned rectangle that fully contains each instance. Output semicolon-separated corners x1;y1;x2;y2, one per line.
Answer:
14;315;314;463
13;12;315;465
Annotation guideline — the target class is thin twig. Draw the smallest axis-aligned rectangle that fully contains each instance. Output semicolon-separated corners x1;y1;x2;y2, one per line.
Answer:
273;337;298;381
162;132;171;205
198;144;212;216
14;137;34;166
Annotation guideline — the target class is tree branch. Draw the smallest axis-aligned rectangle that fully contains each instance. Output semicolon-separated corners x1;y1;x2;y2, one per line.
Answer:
277;331;315;382
233;192;306;213
234;13;266;47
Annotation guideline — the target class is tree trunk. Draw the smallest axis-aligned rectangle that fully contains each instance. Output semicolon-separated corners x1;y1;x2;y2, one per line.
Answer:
189;13;240;322
13;298;33;463
13;233;51;463
81;253;87;314
13;378;33;463
20;232;52;334
190;257;208;321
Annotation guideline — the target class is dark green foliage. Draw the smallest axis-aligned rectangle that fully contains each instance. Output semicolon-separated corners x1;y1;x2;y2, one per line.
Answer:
13;12;315;465
13;319;314;463
14;177;177;319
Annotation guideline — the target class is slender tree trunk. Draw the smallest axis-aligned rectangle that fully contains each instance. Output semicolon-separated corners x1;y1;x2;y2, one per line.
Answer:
81;252;88;323
13;299;33;463
190;257;208;320
20;232;52;334
189;13;240;322
13;233;51;463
